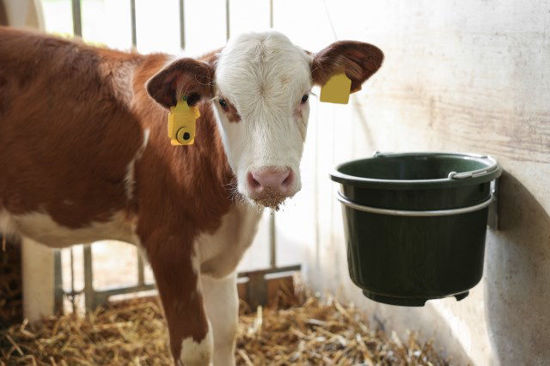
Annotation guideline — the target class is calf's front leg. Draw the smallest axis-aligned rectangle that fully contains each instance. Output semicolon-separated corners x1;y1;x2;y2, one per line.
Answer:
145;233;212;366
201;272;239;366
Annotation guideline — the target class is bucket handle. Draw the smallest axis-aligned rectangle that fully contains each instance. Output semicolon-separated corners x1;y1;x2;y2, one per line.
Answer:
447;168;492;180
337;192;493;217
372;151;499;181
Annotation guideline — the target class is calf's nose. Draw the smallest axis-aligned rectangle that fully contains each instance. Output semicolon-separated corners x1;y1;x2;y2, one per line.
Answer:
247;166;294;196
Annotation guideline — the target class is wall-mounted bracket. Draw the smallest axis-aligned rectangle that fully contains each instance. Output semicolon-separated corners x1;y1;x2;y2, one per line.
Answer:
488;178;500;230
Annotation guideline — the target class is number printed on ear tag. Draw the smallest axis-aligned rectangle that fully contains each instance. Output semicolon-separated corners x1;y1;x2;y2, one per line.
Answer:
167;98;201;145
320;73;352;104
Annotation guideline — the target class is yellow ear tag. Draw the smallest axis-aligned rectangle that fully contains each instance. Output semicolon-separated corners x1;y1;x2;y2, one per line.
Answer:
320;73;352;104
167;97;200;146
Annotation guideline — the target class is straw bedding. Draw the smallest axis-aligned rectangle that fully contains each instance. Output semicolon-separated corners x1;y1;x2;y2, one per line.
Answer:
0;293;448;366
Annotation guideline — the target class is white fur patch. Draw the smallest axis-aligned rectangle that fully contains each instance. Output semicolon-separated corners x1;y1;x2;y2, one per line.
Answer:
213;31;311;201
124;128;150;200
198;202;262;278
192;248;201;276
0;208;17;238
10;210;137;248
201;273;239;366
179;328;213;366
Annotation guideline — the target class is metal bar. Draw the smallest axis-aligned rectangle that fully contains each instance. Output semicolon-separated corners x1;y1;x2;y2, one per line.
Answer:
129;0;143;294
137;251;145;286
53;251;64;314
83;245;95;311
69;247;76;313
178;0;185;50
269;211;276;268
225;0;230;40
71;263;301;311
92;283;157;306
488;178;500;230
76;264;301;310
337;191;494;217
130;0;137;48
71;0;82;37
268;0;278;278
269;0;273;28
238;264;301;278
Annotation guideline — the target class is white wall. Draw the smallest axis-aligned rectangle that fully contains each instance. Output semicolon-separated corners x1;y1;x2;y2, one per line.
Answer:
2;0;44;29
280;1;550;365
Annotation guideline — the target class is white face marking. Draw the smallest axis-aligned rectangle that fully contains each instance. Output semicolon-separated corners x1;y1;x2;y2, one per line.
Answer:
213;31;312;206
10;210;137;248
179;328;213;366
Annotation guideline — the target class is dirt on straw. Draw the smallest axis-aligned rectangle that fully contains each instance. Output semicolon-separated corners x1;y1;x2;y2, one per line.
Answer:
0;295;449;365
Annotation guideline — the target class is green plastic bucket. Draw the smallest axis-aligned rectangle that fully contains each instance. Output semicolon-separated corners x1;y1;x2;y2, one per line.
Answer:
330;152;501;306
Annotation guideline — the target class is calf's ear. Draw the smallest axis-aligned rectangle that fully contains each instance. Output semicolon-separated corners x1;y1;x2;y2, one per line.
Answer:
311;41;384;93
146;58;214;109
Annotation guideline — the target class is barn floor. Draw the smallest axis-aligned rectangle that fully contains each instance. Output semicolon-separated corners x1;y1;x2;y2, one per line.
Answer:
0;294;448;366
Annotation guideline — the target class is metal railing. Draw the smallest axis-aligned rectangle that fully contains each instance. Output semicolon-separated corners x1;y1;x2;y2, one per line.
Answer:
53;0;298;313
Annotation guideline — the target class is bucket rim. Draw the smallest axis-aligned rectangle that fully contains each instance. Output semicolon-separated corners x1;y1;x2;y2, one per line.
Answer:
330;152;502;189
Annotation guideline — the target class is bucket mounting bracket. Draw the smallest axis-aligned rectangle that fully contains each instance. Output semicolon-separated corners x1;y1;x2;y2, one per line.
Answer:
488;178;500;230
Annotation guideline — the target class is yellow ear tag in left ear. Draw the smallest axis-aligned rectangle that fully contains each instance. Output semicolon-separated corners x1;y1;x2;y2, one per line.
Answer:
167;97;200;145
320;73;352;104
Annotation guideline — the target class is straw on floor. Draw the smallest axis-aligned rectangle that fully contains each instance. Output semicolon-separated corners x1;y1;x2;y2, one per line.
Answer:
0;296;448;365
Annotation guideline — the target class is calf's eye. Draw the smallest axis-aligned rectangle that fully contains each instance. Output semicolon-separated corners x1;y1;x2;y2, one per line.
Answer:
219;98;228;110
301;94;309;104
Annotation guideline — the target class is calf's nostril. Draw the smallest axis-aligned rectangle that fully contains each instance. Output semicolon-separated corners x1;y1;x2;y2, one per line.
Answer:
281;170;293;188
247;172;262;190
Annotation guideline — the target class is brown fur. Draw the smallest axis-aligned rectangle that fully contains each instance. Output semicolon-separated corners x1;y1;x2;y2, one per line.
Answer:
0;27;143;227
311;41;384;92
0;27;233;362
133;55;234;359
146;57;214;108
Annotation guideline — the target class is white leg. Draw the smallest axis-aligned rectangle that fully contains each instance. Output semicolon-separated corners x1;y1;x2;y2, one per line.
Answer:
201;272;238;366
22;237;55;321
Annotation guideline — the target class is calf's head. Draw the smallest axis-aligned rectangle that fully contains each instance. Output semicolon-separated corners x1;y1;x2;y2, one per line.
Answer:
147;32;383;208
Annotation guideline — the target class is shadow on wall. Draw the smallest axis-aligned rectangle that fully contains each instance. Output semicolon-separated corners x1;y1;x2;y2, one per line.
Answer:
485;171;550;365
0;1;7;26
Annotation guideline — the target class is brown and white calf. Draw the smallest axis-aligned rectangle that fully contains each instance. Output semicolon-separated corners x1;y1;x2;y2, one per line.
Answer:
0;27;383;365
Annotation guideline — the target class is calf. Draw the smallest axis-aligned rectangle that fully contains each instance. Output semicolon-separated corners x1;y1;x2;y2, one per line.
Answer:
0;27;383;365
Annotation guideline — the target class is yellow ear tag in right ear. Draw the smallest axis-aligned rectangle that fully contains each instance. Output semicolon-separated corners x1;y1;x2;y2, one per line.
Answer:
320;73;352;104
167;98;200;146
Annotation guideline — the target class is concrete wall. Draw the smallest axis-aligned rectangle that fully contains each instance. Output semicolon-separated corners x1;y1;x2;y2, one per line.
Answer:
1;0;44;29
275;1;550;365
